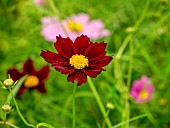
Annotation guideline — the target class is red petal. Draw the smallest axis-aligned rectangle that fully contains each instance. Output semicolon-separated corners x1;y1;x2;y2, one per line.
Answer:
7;68;22;81
85;42;107;59
54;36;74;59
67;70;87;86
36;66;50;80
83;67;104;77
89;56;112;67
74;35;90;54
54;65;75;74
35;82;46;93
41;50;75;74
22;58;35;75
17;86;26;95
89;51;106;62
41;50;69;64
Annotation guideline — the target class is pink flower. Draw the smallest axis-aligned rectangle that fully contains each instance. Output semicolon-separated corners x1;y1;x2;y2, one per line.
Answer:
41;13;110;42
130;75;154;104
41;17;66;42
34;0;45;6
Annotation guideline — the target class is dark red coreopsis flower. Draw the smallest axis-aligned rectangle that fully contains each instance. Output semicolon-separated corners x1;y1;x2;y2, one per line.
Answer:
7;58;50;95
40;35;112;86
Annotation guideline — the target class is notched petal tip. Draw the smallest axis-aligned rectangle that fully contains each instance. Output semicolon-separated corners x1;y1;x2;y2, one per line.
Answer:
85;41;107;59
37;65;50;80
79;34;88;38
54;35;74;59
89;56;113;67
23;58;35;74
74;35;90;54
67;71;87;86
36;83;47;93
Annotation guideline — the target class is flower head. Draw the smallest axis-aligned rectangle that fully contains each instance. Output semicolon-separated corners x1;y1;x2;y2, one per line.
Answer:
7;58;50;95
130;75;154;104
41;13;110;42
41;35;112;86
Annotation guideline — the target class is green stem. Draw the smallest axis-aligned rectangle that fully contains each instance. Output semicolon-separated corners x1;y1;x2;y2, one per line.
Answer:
127;40;133;89
87;77;112;128
0;121;19;128
116;0;150;60
72;84;77;128
5;75;27;104
48;103;91;128
142;104;156;125
122;40;133;128
9;89;35;128
47;0;68;36
3;112;7;128
116;35;132;59
112;114;149;128
102;109;111;128
113;59;129;128
46;0;60;16
113;1;151;127
35;123;55;128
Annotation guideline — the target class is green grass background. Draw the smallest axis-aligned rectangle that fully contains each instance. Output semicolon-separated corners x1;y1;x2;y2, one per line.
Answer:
0;0;170;127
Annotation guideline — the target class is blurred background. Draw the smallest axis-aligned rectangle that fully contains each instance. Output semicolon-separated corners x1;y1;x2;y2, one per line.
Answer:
0;0;170;127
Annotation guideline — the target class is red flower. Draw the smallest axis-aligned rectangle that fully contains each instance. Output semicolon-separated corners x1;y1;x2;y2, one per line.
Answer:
41;35;112;86
7;58;50;95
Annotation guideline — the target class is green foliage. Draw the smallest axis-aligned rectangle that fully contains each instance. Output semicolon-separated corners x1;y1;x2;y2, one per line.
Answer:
0;0;170;127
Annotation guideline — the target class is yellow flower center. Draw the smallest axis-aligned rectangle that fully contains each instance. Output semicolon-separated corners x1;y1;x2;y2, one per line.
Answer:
139;90;149;99
69;54;89;69
24;75;39;88
67;21;83;32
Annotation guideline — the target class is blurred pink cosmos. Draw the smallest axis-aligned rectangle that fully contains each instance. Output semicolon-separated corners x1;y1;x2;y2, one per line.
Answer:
34;0;44;6
130;75;154;104
41;13;110;42
41;17;65;42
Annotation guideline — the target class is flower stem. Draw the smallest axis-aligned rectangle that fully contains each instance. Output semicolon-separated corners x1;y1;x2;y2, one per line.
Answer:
3;112;7;128
35;122;55;128
47;0;68;36
72;84;77;128
0;121;19;128
112;113;149;128
127;40;133;89
142;104;156;125
87;77;112;128
113;59;129;128
116;0;150;60
9;89;35;128
46;0;59;16
102;109;111;128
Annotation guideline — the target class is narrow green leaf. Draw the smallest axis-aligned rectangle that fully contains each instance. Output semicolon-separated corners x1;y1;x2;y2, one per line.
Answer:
112;113;149;128
5;75;28;104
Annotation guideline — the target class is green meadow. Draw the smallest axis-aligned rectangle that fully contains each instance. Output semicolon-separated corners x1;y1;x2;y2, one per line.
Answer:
0;0;170;128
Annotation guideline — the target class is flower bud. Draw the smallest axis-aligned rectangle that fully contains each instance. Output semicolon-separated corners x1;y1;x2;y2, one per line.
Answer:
1;105;12;112
158;98;167;106
125;27;135;33
107;103;115;110
3;79;14;87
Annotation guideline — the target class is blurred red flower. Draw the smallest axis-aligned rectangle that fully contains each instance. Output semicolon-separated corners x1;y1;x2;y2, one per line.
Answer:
41;35;112;86
7;58;50;95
